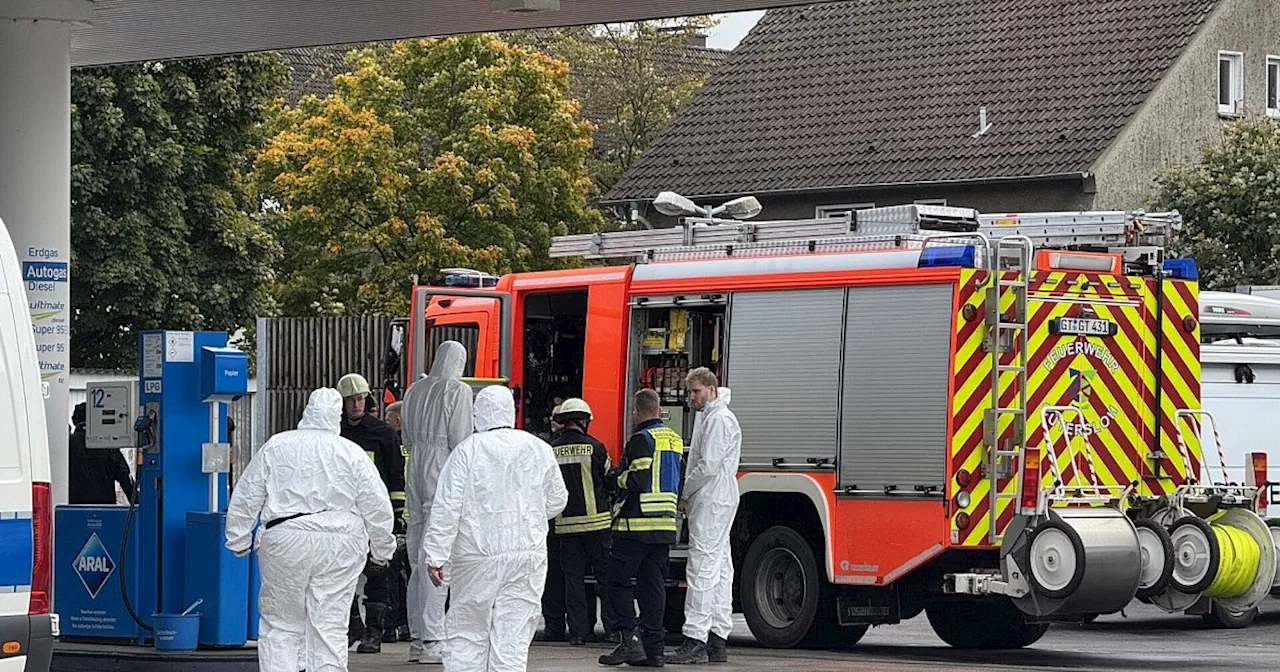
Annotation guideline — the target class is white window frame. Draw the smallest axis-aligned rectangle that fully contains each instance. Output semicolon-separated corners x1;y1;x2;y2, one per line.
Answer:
815;202;875;218
914;198;948;206
1267;55;1280;118
1219;50;1245;117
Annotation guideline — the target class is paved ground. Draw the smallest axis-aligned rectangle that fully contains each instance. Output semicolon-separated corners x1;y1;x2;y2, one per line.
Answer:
347;599;1280;671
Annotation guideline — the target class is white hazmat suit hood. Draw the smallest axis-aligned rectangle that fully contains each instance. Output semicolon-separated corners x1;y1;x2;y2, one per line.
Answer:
402;340;474;647
226;388;396;672
682;386;741;644
424;385;568;671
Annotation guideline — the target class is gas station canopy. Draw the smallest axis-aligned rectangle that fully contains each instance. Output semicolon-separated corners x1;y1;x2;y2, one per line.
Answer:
70;0;837;67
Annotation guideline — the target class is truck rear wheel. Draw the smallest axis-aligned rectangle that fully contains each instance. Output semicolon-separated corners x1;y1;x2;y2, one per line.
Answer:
926;599;1050;649
1202;602;1257;629
740;525;868;649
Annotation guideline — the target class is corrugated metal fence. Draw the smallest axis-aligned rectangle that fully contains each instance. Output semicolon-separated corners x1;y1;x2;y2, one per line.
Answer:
254;316;394;450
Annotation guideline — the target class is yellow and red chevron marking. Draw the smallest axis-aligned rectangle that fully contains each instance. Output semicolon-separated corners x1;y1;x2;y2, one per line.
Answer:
1151;279;1202;487
949;270;1201;546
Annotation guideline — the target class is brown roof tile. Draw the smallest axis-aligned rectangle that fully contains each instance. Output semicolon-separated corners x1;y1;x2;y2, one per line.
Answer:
603;0;1218;202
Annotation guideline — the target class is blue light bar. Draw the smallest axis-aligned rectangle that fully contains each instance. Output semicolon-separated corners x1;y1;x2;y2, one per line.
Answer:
1163;258;1199;281
443;273;497;288
918;245;976;268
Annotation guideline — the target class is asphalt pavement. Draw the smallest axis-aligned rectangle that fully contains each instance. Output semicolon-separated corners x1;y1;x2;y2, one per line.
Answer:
346;599;1280;671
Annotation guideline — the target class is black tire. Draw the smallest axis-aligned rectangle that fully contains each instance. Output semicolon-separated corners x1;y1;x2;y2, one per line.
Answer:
663;588;686;635
1268;519;1280;597
926;599;1050;649
1169;516;1219;595
1134;519;1175;602
1202;602;1258;629
1025;519;1086;599
739;525;823;649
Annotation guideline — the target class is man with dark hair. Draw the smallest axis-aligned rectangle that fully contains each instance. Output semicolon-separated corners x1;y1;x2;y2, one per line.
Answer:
599;389;684;668
68;402;135;505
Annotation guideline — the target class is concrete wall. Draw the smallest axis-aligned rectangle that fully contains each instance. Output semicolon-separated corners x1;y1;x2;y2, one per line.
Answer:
1091;0;1280;209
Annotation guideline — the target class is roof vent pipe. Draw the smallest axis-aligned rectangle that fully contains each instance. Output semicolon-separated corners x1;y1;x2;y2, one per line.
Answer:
972;106;992;138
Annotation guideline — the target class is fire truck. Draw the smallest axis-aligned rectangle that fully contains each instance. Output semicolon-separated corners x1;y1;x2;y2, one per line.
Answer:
389;197;1280;649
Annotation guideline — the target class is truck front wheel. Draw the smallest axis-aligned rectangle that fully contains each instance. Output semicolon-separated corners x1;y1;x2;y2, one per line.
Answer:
926;599;1050;648
740;525;868;649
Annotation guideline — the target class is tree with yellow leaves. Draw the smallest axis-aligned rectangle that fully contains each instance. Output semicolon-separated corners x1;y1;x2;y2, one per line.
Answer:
256;35;605;316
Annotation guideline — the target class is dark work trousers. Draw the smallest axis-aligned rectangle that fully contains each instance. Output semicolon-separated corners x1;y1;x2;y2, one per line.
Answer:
386;550;407;629
541;532;567;636
607;537;670;658
351;568;394;630
561;531;619;639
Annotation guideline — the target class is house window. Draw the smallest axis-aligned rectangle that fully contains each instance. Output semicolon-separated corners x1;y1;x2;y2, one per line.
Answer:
914;199;948;206
1219;51;1244;116
1268;56;1280;118
816;203;875;218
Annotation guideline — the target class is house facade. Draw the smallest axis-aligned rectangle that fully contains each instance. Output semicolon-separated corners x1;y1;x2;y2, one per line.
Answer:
603;0;1280;223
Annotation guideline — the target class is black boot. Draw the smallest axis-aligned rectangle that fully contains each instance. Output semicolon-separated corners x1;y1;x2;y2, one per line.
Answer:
599;629;647;666
707;633;727;664
357;603;387;654
665;637;708;665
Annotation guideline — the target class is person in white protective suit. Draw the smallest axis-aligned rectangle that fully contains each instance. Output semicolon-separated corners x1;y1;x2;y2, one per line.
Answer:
424;385;569;672
667;367;740;665
226;388;397;672
402;341;475;664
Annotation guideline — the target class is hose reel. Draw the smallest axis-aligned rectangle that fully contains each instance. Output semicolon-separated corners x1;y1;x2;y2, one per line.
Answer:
1002;507;1141;618
1142;410;1280;613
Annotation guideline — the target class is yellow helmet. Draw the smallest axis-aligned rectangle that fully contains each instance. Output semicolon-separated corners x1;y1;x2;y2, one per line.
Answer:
337;373;371;398
553;397;592;421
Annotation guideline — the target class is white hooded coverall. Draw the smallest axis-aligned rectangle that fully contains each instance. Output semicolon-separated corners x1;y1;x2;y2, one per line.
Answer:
424;385;569;671
403;341;474;644
226;388;396;672
682;387;741;644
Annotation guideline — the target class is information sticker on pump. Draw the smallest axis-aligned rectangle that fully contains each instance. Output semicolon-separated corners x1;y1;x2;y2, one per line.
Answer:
1051;317;1118;337
145;380;162;394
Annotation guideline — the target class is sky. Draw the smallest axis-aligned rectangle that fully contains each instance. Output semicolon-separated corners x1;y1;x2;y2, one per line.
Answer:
705;10;765;50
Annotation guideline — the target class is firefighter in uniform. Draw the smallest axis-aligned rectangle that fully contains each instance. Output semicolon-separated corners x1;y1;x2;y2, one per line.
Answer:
383;401;412;643
337;373;406;654
547;399;619;645
599;389;684;668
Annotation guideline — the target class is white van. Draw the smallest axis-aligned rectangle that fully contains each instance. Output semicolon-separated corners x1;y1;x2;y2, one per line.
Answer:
0;217;54;672
1200;291;1280;487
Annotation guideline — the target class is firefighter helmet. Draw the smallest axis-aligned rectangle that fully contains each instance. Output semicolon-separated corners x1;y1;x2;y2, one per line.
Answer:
554;398;593;421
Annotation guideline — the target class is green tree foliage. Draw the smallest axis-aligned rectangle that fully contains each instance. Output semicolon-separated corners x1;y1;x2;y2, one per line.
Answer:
508;18;719;194
257;35;606;317
1153;117;1280;290
71;55;287;369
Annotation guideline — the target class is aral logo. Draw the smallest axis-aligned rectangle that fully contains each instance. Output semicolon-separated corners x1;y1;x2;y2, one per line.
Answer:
74;533;116;599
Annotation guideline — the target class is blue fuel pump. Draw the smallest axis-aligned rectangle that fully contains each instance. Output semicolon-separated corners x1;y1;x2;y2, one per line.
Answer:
54;331;255;648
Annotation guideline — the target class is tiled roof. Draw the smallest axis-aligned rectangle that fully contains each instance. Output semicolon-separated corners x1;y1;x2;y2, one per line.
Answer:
604;0;1218;202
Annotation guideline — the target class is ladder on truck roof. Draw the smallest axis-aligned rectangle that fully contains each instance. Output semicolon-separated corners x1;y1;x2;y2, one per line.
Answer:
548;206;1181;263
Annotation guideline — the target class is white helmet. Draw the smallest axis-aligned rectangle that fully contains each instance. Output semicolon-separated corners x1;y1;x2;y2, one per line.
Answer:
337;373;371;398
553;398;593;421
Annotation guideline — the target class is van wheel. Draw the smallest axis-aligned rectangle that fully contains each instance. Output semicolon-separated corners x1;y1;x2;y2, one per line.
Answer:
1202;602;1257;629
926;599;1050;648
